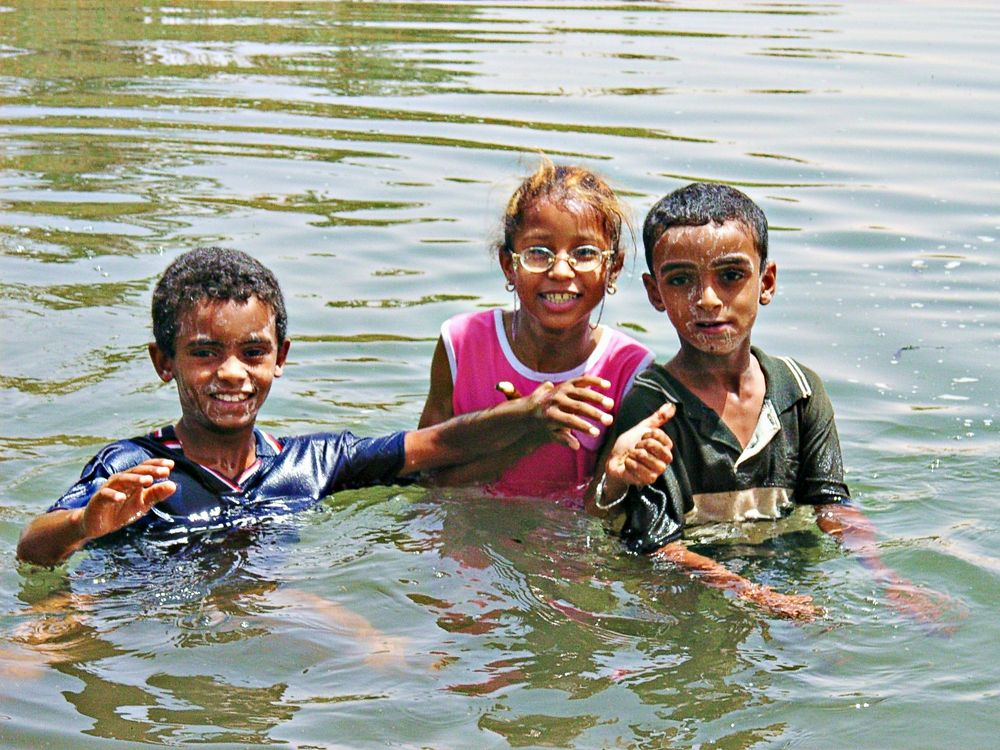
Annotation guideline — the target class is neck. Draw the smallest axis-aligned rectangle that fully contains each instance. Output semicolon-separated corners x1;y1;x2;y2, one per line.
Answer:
174;419;258;481
506;311;599;373
667;341;756;393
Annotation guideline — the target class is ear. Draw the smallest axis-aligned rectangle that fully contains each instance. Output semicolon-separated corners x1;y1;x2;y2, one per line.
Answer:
642;272;665;312
498;251;516;288
274;338;291;378
759;260;777;305
148;342;174;382
608;250;625;284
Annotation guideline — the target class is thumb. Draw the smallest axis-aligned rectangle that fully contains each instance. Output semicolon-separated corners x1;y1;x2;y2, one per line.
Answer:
641;402;676;429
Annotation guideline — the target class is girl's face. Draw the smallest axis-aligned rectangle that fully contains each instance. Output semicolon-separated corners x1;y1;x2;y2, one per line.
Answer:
500;198;621;335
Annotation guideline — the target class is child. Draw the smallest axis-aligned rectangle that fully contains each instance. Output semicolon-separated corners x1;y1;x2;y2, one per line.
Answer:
590;183;948;622
419;160;657;501
17;246;578;567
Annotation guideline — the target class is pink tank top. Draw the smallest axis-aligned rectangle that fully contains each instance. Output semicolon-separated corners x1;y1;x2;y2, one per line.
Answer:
442;309;654;502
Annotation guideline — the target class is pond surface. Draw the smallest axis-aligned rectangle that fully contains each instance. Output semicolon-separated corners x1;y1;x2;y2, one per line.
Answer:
1;1;998;747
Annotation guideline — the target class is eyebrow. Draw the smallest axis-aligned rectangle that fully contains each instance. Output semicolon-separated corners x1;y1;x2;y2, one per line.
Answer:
657;253;754;274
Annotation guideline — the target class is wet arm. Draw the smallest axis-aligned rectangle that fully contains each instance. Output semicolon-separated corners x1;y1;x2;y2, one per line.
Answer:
17;459;176;567
655;541;822;621
17;508;90;568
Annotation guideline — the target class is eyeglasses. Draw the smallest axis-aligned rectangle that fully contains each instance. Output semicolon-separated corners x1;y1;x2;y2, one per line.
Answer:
511;245;614;274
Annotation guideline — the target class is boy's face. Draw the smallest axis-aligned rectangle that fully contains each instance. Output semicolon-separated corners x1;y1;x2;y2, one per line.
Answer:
642;220;776;358
149;296;290;437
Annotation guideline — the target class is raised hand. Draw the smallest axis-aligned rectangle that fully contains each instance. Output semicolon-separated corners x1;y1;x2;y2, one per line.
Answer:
81;458;176;541
605;403;676;486
515;376;615;450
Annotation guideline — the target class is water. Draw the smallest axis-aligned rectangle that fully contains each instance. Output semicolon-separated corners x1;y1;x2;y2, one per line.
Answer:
1;1;998;747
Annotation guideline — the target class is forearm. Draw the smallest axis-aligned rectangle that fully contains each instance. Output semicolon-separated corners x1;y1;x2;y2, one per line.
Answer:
16;508;88;567
815;501;898;582
424;436;542;487
654;542;754;592
403;400;540;474
654;541;820;620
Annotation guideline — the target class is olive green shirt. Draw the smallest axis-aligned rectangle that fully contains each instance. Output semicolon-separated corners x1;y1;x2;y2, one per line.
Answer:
611;347;849;553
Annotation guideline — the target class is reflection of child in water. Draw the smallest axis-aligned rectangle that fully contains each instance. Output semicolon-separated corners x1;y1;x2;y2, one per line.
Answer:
419;159;655;501
590;183;952;624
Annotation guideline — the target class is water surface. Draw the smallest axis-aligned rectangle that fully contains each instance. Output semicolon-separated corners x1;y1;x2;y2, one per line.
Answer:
1;1;998;747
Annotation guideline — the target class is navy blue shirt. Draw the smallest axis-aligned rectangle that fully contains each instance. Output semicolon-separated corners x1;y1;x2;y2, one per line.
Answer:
49;425;407;544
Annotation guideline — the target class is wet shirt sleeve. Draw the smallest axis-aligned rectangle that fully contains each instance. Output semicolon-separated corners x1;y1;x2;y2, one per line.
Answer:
282;430;408;498
794;371;851;505
47;440;154;512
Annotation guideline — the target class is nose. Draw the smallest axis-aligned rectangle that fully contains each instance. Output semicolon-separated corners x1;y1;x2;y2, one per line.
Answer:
547;254;575;280
696;282;722;310
216;354;247;381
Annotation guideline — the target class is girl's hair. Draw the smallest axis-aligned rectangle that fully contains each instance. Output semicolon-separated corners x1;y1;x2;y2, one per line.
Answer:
496;159;632;257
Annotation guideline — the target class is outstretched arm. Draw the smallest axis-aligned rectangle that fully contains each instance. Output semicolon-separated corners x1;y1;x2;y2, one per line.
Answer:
17;459;176;567
814;502;952;625
655;541;823;621
410;338;617;477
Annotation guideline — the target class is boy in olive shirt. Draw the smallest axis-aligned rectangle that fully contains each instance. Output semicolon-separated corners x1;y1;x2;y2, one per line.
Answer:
590;183;947;623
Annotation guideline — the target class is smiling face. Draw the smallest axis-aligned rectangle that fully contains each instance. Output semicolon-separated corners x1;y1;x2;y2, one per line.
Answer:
499;198;622;337
643;220;776;359
149;296;290;440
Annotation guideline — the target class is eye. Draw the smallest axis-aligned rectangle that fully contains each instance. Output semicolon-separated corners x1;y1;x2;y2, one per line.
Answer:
720;268;747;283
520;246;554;270
243;344;271;359
571;245;602;262
664;273;690;287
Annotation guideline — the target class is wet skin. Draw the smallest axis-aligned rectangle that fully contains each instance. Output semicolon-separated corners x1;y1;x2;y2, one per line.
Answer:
499;198;623;369
148;296;290;475
642;220;776;368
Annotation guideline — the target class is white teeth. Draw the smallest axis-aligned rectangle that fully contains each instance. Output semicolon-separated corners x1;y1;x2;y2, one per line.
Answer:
214;393;250;402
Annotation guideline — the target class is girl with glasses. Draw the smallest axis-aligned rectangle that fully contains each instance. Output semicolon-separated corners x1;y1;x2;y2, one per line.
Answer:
418;160;655;502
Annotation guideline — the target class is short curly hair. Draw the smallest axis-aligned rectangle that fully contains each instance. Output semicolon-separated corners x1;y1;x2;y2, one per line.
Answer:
643;183;768;272
151;246;287;357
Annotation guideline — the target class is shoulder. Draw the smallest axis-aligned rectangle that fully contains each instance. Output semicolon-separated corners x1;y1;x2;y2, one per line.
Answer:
755;347;830;407
628;364;679;403
591;327;654;382
442;309;498;339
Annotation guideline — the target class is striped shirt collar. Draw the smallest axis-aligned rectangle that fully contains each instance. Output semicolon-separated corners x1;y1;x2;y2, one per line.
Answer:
150;424;283;490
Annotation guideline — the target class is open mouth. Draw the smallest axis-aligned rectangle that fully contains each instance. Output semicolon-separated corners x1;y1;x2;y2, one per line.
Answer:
211;392;253;403
541;292;580;304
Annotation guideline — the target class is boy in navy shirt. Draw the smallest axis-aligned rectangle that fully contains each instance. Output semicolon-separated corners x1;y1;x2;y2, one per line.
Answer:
18;246;609;566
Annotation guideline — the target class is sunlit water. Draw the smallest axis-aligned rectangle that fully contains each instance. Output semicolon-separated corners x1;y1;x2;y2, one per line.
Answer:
1;1;998;747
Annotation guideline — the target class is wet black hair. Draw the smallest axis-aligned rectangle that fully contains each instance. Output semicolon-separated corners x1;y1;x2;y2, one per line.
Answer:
642;182;769;272
151;246;287;357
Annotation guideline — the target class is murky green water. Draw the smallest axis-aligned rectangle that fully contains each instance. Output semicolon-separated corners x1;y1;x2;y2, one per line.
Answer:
1;1;998;747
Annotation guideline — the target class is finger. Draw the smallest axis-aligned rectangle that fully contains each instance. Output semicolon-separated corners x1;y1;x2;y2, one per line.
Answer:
103;471;156;493
127;463;174;479
547;399;614;428
639;403;676;430
550;428;581;451
622;455;666;485
145;479;177;504
140;458;175;469
567;375;611;392
495;381;522;400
